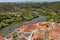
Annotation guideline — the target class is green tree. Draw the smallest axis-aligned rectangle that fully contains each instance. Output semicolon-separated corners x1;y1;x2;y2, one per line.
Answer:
36;38;43;40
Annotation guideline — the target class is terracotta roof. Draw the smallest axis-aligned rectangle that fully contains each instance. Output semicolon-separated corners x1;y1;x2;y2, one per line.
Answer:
17;26;27;30
29;23;37;28
53;28;60;34
28;25;36;30
0;36;4;40
23;24;37;32
32;32;45;40
39;26;48;30
49;32;57;39
54;28;60;31
24;29;34;32
32;34;37;40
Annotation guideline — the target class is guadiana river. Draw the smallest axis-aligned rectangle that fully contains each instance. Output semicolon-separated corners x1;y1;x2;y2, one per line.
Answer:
0;12;46;36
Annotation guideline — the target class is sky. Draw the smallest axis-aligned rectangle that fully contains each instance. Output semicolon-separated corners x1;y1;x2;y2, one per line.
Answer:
0;0;60;2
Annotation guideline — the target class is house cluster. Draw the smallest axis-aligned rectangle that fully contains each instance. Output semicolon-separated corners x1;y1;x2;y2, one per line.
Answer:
0;22;60;40
9;12;23;16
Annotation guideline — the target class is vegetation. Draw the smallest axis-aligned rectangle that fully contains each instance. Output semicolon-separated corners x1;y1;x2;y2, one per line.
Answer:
36;38;43;40
0;9;37;30
13;35;18;40
50;38;54;40
0;2;60;30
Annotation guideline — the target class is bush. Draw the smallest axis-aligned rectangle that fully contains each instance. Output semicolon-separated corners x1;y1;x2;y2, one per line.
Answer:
36;38;43;40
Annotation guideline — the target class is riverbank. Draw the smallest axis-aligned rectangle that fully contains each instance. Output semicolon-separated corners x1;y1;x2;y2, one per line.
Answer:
0;15;46;36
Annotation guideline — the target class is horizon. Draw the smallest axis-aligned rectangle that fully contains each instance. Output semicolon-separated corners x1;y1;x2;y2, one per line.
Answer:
0;0;60;2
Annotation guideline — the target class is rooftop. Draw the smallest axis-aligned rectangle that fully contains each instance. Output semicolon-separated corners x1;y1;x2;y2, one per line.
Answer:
3;22;60;40
0;36;4;40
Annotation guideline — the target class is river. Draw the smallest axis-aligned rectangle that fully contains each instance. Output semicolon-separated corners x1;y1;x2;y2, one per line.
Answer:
0;12;46;36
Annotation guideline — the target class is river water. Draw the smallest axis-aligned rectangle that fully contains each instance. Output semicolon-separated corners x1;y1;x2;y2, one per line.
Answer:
0;13;46;36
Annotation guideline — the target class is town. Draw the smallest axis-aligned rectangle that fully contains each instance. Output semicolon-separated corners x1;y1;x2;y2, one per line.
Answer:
0;22;60;40
0;0;60;40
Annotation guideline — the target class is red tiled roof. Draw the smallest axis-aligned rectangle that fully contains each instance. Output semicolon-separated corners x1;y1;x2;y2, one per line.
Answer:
32;34;37;40
49;32;57;39
24;24;37;32
0;36;4;40
32;32;45;40
54;28;60;31
29;24;37;27
53;28;60;34
39;26;48;30
17;26;27;30
24;29;32;32
24;28;34;32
